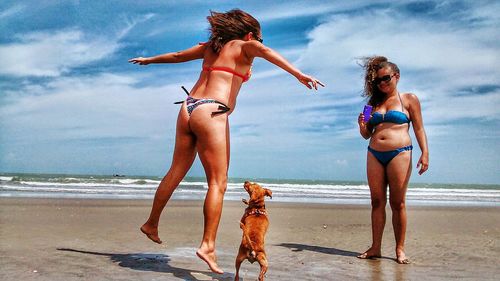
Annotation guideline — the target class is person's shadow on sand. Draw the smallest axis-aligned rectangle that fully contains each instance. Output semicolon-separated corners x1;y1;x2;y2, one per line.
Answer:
276;243;394;261
57;248;234;281
276;243;359;257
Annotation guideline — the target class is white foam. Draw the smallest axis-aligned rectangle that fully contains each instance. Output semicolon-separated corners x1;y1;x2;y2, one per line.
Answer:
1;177;499;206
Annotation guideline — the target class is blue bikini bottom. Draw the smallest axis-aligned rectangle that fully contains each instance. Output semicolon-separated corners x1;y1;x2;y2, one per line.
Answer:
368;145;413;166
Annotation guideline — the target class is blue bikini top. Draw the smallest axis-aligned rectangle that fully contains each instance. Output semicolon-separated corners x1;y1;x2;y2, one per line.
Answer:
369;93;410;126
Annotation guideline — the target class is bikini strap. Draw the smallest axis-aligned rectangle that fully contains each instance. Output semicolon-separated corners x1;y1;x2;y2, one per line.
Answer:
202;66;249;82
211;101;230;116
174;86;191;104
397;92;411;124
181;86;190;95
397;92;405;112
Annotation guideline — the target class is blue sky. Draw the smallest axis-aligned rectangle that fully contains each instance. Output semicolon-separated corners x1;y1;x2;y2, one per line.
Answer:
0;0;499;184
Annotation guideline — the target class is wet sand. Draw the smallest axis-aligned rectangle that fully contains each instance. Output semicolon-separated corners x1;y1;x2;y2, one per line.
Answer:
0;198;498;280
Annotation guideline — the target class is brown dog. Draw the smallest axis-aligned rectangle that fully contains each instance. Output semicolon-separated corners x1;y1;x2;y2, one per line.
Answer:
235;181;272;281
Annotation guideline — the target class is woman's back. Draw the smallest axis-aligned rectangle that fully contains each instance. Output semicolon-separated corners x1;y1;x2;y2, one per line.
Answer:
190;40;253;112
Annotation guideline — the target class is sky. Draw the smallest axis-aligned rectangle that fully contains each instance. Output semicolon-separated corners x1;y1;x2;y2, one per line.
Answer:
0;0;499;184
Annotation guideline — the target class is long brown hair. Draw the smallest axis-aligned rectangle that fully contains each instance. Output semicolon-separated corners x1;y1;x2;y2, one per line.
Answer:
360;56;400;107
207;9;261;53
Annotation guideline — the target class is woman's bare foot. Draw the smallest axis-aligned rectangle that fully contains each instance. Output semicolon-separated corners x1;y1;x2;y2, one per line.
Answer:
396;248;410;264
196;248;223;274
357;247;381;259
140;224;162;244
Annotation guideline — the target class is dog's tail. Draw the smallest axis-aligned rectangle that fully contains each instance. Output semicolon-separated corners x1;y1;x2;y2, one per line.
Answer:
239;222;257;259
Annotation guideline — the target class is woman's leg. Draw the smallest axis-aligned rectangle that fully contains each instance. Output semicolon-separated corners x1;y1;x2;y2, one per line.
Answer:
358;151;387;259
141;111;197;244
189;107;229;274
386;150;412;264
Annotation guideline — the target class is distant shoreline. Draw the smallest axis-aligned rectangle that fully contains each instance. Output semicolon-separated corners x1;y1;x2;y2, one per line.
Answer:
1;171;499;187
1;172;499;207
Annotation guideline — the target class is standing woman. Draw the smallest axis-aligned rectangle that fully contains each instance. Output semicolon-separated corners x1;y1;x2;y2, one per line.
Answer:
129;9;323;273
357;56;428;264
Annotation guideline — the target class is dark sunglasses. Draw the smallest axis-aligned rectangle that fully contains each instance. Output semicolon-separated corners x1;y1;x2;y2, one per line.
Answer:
374;74;395;85
255;35;263;43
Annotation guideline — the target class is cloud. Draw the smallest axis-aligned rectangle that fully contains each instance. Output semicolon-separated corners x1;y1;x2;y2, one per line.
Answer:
0;4;25;19
0;29;119;77
424;89;500;122
0;73;182;144
0;70;193;175
118;13;156;39
256;1;380;22
0;12;155;77
335;159;348;166
294;5;500;124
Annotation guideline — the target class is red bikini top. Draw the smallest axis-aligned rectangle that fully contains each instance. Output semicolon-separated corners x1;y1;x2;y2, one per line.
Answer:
202;66;251;82
199;42;251;82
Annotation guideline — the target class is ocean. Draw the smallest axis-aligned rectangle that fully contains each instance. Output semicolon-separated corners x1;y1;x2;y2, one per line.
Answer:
1;173;499;206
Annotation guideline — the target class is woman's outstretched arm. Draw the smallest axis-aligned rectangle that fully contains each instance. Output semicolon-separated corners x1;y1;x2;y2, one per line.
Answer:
243;41;324;89
129;44;206;65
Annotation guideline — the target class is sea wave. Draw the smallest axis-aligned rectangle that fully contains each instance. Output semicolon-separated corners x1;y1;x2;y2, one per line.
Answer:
0;174;499;206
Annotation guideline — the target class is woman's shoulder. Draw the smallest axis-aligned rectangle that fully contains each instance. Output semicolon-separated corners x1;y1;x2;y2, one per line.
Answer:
401;92;420;103
401;93;422;112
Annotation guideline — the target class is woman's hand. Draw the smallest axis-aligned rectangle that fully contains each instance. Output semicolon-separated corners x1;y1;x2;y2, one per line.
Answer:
358;112;372;130
358;113;372;139
128;57;151;65
358;113;367;127
417;154;429;175
297;73;325;90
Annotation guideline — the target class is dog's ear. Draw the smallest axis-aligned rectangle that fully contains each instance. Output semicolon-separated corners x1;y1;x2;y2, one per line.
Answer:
243;181;251;192
242;198;249;205
264;188;272;199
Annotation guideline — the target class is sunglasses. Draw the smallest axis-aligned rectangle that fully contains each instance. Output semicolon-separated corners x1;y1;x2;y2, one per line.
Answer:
374;74;395;85
254;35;263;43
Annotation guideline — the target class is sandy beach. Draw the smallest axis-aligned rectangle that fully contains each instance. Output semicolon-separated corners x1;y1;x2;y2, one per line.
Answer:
0;198;498;280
